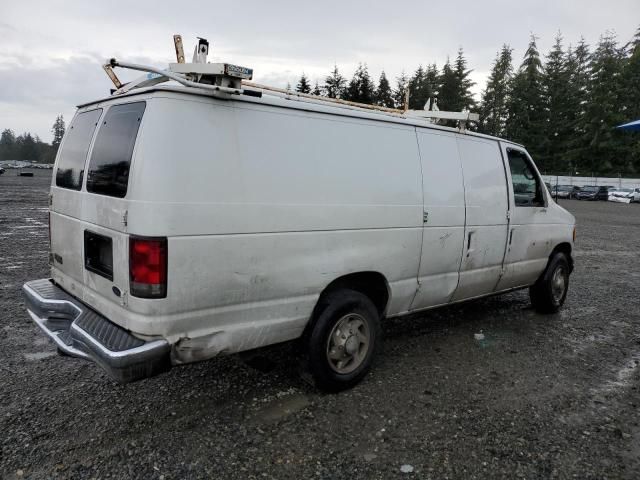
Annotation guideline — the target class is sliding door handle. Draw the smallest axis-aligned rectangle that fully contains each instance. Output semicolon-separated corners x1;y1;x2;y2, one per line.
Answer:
466;231;474;257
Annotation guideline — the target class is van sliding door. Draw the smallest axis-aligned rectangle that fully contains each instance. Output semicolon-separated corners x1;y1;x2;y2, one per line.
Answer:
409;130;466;310
450;136;509;301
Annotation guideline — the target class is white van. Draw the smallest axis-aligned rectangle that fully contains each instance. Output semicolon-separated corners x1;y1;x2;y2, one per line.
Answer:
23;52;575;392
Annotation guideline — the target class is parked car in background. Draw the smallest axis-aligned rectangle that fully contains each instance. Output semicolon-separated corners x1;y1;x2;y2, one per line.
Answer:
608;187;637;203
551;185;580;199
576;186;599;200
595;186;616;201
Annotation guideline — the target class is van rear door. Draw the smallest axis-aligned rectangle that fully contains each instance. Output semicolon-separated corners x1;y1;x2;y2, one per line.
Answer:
50;101;146;305
50;108;103;285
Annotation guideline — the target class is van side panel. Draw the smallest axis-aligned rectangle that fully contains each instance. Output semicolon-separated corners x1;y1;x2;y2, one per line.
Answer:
410;130;465;310
122;97;423;348
451;136;509;301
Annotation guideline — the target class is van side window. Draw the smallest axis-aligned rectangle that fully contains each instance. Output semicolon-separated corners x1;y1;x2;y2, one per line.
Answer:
55;109;102;190
86;102;146;198
507;148;544;207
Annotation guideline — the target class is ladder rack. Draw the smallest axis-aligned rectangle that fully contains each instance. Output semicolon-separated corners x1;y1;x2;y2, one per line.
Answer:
102;34;479;130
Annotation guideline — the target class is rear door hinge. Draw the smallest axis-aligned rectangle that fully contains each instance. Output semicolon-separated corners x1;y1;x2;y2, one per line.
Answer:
423;211;429;223
506;210;511;221
122;210;128;228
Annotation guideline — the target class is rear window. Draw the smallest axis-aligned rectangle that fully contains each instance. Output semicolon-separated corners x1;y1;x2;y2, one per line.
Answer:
55;109;102;190
86;101;146;198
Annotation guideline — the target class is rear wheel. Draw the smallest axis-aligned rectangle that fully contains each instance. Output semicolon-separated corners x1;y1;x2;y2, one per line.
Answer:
306;289;381;392
530;253;570;314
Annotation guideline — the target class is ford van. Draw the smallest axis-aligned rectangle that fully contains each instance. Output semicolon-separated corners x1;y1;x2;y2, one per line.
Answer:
23;40;576;391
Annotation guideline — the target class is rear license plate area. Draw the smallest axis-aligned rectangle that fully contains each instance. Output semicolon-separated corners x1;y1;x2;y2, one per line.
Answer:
84;230;114;281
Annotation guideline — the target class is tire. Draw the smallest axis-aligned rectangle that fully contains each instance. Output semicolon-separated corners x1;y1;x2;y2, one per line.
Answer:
306;289;381;392
530;253;570;314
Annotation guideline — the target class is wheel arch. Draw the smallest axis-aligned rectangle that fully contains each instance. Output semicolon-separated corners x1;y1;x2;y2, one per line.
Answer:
550;242;573;273
314;271;391;317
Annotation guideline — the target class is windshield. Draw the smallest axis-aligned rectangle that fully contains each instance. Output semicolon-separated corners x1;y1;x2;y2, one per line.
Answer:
583;186;598;191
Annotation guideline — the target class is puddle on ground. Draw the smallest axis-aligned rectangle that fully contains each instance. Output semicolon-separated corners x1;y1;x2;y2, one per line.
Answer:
250;394;311;424
24;351;57;361
33;337;51;347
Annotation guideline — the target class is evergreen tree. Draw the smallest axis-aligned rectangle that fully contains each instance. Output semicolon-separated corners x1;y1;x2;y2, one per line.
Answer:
425;64;439;102
453;48;476;111
622;27;640;120
16;133;38;161
375;71;394;108
0;128;16;160
312;81;322;96
296;73;311;94
541;33;571;172
323;65;346;99
408;65;426;109
51;115;65;151
437;58;458;111
505;34;546;166
393;71;409;109
479;45;513;136
563;38;591;173
620;26;640;168
343;64;375;104
0;127;55;163
582;32;627;174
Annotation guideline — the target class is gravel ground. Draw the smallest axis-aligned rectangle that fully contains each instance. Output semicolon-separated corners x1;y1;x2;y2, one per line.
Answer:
1;170;639;479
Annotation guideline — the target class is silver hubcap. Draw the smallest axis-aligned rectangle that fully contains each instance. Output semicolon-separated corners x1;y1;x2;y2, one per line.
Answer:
551;266;567;304
326;313;370;374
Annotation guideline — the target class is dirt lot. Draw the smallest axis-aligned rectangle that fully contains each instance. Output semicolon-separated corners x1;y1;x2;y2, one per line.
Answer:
1;170;639;479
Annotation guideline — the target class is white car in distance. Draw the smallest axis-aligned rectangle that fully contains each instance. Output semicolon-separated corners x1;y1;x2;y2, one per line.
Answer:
608;188;639;203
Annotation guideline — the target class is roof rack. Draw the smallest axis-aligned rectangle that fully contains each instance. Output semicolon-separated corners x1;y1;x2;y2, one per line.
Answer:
102;34;479;131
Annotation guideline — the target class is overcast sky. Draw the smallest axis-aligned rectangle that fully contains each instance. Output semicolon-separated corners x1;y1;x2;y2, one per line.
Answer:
1;0;638;142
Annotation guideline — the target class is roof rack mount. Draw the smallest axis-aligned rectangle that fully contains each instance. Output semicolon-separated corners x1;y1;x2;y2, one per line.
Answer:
102;34;479;130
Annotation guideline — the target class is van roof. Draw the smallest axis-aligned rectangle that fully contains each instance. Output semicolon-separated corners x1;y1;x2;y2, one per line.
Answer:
78;84;524;148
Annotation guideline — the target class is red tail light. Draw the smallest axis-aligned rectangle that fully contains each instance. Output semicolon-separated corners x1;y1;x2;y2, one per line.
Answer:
129;236;167;298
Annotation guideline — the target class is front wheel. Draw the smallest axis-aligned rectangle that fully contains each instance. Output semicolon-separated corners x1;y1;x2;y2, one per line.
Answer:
306;289;381;392
530;253;570;313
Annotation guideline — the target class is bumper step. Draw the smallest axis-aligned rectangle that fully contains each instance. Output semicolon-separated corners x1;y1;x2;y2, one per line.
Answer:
23;279;170;383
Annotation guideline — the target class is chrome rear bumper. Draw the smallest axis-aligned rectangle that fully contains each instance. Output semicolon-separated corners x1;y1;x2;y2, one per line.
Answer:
23;279;171;383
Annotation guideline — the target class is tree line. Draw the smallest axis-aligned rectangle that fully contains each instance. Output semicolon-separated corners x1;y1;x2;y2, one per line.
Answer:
2;27;639;175
292;27;640;176
0;115;65;163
